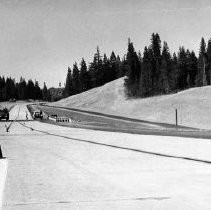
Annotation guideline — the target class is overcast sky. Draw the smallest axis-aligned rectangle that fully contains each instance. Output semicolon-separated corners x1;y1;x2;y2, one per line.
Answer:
1;0;211;87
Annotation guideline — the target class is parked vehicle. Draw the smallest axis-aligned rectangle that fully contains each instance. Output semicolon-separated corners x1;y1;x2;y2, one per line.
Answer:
0;108;9;121
33;110;43;119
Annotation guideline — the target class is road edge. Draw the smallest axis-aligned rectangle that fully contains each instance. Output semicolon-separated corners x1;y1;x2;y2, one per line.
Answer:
0;158;8;210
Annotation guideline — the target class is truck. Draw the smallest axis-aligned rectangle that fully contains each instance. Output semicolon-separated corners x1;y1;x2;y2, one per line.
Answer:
0;108;9;121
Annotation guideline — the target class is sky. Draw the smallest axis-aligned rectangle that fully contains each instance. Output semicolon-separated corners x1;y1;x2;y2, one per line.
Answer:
1;0;211;87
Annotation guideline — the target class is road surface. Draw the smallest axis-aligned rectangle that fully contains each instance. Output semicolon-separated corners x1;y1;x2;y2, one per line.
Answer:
1;104;211;209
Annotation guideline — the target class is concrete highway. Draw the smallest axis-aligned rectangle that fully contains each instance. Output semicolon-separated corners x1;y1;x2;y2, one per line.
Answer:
1;104;211;209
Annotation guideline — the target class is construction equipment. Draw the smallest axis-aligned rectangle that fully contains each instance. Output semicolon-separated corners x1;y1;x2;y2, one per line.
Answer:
33;110;43;120
0;108;9;121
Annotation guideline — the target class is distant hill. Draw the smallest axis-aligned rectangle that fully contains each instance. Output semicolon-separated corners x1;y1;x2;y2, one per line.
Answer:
51;77;211;130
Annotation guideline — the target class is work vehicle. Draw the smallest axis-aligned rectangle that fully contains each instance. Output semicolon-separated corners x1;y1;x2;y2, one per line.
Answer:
0;108;9;121
33;110;43;120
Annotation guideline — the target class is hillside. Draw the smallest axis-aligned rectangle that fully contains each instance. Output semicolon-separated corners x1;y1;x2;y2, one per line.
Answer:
51;77;211;130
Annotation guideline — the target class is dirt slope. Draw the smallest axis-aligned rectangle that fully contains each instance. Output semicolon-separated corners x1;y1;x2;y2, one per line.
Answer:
52;77;211;130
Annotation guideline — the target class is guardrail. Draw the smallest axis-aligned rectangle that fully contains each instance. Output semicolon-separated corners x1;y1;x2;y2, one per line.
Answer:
48;116;71;123
56;117;70;123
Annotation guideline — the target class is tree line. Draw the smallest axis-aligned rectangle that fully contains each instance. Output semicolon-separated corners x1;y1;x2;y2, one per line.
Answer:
64;47;126;97
2;33;210;102
125;33;211;97
64;33;211;99
0;76;50;102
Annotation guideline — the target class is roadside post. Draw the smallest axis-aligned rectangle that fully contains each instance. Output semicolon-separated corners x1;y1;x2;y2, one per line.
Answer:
0;146;3;159
175;109;178;128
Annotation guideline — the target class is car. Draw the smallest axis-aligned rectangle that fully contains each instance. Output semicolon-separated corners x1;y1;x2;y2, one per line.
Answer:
33;110;43;120
0;108;9;121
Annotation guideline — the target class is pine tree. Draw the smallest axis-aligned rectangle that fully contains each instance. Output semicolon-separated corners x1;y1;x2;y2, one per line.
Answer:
72;62;81;94
34;80;42;99
186;51;198;87
196;37;207;86
168;53;178;91
17;77;27;100
79;58;90;92
95;47;104;86
109;51;117;80
26;80;35;99
42;82;49;101
116;55;122;78
120;55;129;78
124;38;141;97
89;62;97;88
64;67;74;97
150;33;162;91
89;46;104;87
159;41;170;94
140;47;153;97
206;39;211;85
0;77;6;101
177;47;189;90
5;77;16;100
102;54;110;84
